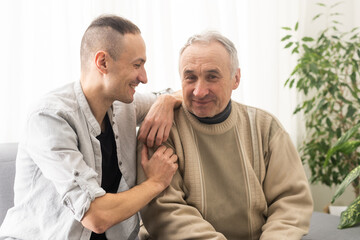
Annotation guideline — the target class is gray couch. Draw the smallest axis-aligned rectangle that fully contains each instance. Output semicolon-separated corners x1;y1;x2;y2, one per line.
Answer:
1;142;359;239
0;142;17;226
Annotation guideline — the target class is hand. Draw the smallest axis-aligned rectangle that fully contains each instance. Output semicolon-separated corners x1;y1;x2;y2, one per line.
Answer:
141;145;178;190
138;91;182;147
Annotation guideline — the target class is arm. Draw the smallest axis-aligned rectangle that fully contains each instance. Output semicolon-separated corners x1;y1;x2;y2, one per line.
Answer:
27;110;177;234
137;90;182;147
261;130;313;240
81;145;178;233
137;135;226;240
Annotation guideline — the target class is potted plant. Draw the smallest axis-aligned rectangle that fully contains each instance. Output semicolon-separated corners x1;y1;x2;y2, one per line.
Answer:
326;123;360;228
281;1;360;207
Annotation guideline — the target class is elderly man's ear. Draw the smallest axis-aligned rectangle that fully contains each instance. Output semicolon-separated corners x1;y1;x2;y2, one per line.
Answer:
232;68;241;90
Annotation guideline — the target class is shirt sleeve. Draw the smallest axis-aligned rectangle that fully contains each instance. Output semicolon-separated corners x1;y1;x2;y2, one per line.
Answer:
133;88;174;126
261;129;313;240
133;92;157;126
26;110;106;221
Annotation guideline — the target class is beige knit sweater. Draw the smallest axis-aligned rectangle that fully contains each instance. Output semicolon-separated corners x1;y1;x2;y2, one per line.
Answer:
137;101;313;240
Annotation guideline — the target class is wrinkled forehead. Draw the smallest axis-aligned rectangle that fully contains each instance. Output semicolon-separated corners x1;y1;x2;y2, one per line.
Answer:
179;42;231;73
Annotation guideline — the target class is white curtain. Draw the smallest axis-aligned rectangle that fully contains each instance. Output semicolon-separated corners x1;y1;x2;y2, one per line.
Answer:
1;0;359;144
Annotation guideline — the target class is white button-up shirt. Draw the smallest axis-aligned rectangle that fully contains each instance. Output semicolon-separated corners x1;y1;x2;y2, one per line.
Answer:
0;81;156;240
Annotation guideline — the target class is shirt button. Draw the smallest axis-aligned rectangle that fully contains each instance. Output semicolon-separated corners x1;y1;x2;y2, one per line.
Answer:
74;171;79;177
119;161;122;166
112;121;115;125
115;135;118;139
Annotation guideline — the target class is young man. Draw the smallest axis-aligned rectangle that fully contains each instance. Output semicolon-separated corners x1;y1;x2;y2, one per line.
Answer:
0;15;180;240
138;31;313;240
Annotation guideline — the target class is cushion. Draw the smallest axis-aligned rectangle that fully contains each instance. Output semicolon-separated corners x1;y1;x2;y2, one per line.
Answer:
0;143;18;225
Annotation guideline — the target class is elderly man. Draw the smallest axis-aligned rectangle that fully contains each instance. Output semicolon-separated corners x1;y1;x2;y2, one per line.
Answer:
0;15;180;240
138;31;313;240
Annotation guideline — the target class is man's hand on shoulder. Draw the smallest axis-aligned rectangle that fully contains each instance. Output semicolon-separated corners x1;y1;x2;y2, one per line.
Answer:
138;90;182;147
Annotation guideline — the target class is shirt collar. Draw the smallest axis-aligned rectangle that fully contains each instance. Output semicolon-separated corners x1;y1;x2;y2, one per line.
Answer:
74;81;102;136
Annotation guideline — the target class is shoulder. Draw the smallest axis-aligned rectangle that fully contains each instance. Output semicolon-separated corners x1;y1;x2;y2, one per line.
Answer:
232;101;286;138
28;82;80;122
32;83;78;113
133;92;156;106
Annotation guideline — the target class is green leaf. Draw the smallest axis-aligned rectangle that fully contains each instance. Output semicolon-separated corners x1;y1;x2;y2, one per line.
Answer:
324;123;360;166
357;49;360;58
295;22;299;31
281;35;292;41
282;27;292;31
289;79;295;88
284;78;290;86
336;128;342;138
312;13;322;21
291;47;299;54
332;166;360;203
330;12;342;16
310;63;318;73
316;3;326;7
350;34;359;40
353;59;359;71
302;37;314;42
337;194;360;229
293;105;302;115
326;118;332;128
330;2;342;9
346;105;357;118
285;42;293;48
302;44;310;52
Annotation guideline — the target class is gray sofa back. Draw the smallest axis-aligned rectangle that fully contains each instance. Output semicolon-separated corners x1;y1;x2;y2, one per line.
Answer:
0;143;17;226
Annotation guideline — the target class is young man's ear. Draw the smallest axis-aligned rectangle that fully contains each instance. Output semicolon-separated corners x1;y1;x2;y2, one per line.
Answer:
94;51;108;74
232;68;241;90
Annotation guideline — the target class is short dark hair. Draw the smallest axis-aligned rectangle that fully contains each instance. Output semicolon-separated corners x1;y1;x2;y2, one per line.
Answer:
80;15;141;71
87;15;140;35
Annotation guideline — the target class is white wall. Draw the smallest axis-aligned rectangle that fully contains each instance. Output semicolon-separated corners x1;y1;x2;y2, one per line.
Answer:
0;0;359;212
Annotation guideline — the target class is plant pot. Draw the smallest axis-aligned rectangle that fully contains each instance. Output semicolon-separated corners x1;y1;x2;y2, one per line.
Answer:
329;205;347;216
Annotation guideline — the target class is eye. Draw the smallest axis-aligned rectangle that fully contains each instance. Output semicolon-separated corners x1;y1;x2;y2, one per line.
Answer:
184;75;197;82
207;75;218;81
134;64;141;69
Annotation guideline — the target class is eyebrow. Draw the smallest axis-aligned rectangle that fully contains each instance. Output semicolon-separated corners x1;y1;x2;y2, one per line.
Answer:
184;69;220;74
206;69;221;74
183;70;195;75
132;58;146;63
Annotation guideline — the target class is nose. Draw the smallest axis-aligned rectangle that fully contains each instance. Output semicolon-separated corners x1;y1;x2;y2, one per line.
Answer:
193;80;208;98
138;68;148;84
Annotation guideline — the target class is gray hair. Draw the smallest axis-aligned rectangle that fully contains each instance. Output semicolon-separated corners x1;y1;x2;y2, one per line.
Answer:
179;31;239;76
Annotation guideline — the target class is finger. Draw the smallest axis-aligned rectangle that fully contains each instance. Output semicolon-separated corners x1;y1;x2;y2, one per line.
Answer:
154;145;167;155
155;125;165;147
162;123;171;142
138;122;150;143
163;147;174;158
146;127;158;148
141;144;149;165
170;153;178;163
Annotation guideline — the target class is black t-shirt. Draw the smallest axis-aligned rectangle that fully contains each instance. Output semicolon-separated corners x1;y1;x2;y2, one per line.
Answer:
90;114;122;240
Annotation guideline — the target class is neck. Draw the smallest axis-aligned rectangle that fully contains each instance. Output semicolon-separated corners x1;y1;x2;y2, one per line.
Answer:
80;75;113;129
192;100;232;124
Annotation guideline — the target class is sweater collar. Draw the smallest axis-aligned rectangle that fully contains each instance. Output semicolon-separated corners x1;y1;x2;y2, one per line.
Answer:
182;100;238;135
191;100;232;124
